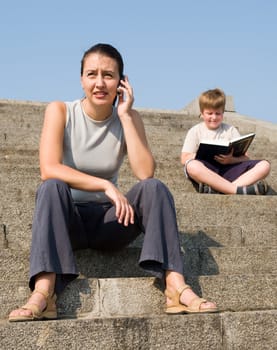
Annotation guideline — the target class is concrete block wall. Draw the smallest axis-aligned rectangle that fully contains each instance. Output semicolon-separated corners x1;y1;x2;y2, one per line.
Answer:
0;100;276;349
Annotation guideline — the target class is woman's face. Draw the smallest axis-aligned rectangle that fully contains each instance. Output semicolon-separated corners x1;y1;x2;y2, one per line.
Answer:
81;53;120;106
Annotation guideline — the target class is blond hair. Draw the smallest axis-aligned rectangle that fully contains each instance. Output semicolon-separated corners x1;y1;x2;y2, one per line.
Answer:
199;88;226;113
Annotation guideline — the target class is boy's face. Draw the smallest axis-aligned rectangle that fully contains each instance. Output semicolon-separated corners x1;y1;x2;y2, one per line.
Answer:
201;108;224;130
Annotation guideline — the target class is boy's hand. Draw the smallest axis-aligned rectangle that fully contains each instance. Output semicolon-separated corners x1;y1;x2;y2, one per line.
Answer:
214;150;234;164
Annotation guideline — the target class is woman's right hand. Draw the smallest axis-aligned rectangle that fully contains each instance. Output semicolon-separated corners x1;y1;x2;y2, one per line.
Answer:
104;182;134;226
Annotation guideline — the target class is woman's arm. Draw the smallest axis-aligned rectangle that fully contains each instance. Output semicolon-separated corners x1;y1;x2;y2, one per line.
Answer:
117;77;156;179
120;109;156;179
40;101;135;226
40;101;112;192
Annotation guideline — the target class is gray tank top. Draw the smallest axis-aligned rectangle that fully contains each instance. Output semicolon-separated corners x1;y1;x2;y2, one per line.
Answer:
63;99;126;202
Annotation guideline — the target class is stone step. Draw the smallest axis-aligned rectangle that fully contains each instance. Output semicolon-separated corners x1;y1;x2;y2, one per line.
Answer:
3;184;275;221
1;244;276;281
1;153;277;194
1;111;276;158
1;309;276;350
1;215;276;252
1;138;276;164
1;100;276;350
1;169;277;202
1;193;277;251
1;275;277;319
179;224;277;248
1;134;274;155
173;193;277;232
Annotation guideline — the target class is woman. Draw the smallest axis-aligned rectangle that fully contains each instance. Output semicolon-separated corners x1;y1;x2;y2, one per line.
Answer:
9;43;217;321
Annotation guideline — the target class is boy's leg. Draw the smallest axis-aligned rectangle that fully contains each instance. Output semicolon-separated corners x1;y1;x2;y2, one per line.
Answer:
185;159;237;194
231;160;270;186
186;159;270;195
222;160;270;195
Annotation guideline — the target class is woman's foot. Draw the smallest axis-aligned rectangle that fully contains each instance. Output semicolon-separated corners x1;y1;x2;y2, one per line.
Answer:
178;285;216;310
165;284;217;314
8;289;57;322
9;290;46;319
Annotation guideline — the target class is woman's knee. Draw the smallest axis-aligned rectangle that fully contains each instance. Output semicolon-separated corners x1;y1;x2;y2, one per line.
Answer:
37;179;69;197
139;178;167;192
138;178;174;201
39;178;66;189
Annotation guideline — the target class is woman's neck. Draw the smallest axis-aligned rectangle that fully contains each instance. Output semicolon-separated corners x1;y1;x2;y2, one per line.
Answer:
81;98;113;121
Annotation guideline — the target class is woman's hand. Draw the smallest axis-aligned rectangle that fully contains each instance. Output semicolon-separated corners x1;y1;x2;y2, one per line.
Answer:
115;76;155;180
116;76;134;118
104;181;135;226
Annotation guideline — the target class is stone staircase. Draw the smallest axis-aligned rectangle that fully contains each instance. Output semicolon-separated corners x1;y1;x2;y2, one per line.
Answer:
0;100;276;349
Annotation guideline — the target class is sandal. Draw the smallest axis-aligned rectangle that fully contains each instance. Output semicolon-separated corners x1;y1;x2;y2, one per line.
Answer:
165;284;218;314
237;180;268;195
8;288;57;322
198;183;219;194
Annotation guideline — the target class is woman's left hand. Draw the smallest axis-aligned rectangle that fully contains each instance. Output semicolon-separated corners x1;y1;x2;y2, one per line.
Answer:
104;181;135;226
115;76;156;180
117;76;134;118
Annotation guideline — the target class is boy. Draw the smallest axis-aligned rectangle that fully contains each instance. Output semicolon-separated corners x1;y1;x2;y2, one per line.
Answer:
181;88;270;194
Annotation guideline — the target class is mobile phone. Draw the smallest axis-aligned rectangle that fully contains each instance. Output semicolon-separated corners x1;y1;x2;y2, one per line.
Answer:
118;74;125;86
117;74;125;95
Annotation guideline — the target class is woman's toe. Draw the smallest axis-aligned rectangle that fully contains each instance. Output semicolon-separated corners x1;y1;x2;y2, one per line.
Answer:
9;308;32;318
200;301;217;310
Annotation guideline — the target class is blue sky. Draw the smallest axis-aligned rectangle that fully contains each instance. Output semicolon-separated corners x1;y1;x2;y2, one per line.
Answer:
0;0;276;124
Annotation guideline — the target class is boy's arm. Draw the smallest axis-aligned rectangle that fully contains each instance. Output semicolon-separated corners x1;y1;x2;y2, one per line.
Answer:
181;151;196;165
214;152;249;165
181;127;199;165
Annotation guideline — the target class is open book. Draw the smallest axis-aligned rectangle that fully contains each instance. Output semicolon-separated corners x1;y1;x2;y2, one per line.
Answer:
195;132;255;163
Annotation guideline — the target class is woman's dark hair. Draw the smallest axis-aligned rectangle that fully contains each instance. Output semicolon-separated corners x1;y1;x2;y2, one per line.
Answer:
80;43;124;79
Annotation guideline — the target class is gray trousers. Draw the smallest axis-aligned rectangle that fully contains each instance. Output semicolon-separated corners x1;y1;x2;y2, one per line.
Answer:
29;178;184;294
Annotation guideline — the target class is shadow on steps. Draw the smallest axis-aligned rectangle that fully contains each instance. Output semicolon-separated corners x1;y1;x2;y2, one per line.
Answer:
56;229;221;318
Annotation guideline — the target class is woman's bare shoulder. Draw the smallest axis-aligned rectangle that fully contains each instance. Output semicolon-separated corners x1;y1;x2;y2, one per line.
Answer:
45;100;66;112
